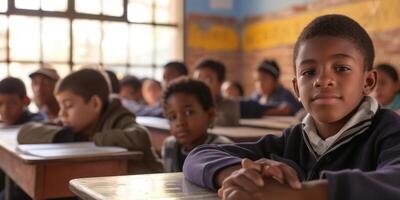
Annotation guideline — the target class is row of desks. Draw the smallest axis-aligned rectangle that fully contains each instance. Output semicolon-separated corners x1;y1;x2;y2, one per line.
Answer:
69;117;299;199
0;116;298;199
0;127;144;200
137;116;298;153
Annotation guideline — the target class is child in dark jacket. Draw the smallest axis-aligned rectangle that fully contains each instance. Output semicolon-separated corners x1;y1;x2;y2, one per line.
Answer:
183;14;400;200
18;68;163;174
0;77;43;127
161;77;232;172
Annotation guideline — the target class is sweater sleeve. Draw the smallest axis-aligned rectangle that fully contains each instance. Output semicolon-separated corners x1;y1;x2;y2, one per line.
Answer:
92;122;164;173
324;131;400;200
17;122;62;144
183;133;286;190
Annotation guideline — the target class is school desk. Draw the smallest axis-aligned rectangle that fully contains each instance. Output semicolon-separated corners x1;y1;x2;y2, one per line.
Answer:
70;172;218;200
0;127;143;200
239;116;299;129
136;116;283;153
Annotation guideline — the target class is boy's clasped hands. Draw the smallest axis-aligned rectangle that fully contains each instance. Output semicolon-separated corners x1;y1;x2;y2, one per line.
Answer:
218;158;303;200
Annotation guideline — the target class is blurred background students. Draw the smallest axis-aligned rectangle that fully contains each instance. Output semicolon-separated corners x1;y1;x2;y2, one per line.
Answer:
193;59;240;126
163;61;188;88
250;60;302;116
29;66;60;121
375;63;400;113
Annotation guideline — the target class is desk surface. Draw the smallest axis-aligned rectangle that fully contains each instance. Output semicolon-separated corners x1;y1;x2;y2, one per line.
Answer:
0;127;144;199
70;173;218;200
137;116;283;139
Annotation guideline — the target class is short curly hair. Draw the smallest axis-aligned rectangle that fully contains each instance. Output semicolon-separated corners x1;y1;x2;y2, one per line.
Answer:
376;63;399;82
293;14;375;71
195;59;226;82
162;77;214;111
164;61;188;76
0;77;27;99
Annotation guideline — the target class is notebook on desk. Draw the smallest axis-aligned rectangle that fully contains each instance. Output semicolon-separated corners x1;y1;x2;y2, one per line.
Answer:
17;142;128;158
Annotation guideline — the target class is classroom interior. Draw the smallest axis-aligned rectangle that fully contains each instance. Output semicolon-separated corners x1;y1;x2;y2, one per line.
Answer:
0;0;400;199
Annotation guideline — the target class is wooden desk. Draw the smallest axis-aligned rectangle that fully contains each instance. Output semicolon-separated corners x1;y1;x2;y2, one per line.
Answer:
0;127;143;200
239;116;299;130
70;172;217;200
137;117;283;153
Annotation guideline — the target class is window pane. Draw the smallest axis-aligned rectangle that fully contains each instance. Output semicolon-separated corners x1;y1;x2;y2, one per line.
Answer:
155;26;178;66
9;16;40;61
0;0;7;12
73;20;101;63
105;65;127;80
128;0;153;23
102;0;123;16
9;62;40;98
129;25;153;65
41;0;67;12
128;66;153;78
75;0;101;15
0;16;7;61
0;63;8;81
42;18;70;62
50;63;70;78
154;66;163;81
155;0;177;23
102;22;128;64
15;0;40;10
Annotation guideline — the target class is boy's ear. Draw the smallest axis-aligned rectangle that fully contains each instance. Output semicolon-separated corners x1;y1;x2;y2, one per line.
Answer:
292;77;300;99
363;70;377;95
207;107;216;127
90;95;103;113
22;96;31;106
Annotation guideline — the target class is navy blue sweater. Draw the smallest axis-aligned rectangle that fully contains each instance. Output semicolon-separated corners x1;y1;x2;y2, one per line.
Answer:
183;108;400;200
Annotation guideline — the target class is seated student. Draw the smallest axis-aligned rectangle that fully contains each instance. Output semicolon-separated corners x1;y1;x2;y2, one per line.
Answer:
29;66;60;121
0;77;43;127
375;63;400;112
105;70;120;96
250;60;302;116
221;81;244;100
162;61;188;87
0;77;44;200
18;68;163;174
183;14;400;200
193;60;240;126
161;77;232;172
134;78;164;117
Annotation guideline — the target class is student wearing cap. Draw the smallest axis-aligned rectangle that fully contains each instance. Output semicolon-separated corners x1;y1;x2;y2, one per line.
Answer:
250;60;302;116
29;66;60;121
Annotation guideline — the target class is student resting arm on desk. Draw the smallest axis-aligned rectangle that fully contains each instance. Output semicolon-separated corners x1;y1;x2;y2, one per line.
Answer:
183;15;400;200
18;68;163;174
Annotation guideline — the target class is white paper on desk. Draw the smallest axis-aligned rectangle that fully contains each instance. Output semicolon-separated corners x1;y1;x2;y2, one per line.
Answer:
17;142;128;158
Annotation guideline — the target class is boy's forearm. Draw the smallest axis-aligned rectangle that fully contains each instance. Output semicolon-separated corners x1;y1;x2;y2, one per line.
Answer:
215;164;241;187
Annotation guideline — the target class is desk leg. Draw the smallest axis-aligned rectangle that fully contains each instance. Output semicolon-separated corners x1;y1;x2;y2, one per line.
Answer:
4;176;13;200
4;176;31;200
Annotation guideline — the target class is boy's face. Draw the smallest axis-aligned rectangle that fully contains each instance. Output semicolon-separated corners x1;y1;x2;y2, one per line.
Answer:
31;75;57;106
293;36;376;125
221;82;241;100
0;94;27;126
193;68;221;100
142;80;162;106
163;68;181;87
254;71;277;96
165;92;215;149
56;90;101;133
376;70;399;106
119;85;142;102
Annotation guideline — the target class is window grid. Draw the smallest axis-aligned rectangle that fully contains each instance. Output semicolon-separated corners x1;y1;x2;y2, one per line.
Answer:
0;0;181;79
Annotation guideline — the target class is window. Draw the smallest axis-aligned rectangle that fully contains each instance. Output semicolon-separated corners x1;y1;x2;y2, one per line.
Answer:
0;16;6;61
0;0;7;13
9;16;41;61
42;17;70;62
41;0;68;12
0;0;182;91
